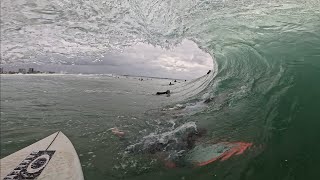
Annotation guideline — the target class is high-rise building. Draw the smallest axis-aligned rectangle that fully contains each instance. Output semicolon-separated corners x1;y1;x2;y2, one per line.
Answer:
18;68;26;74
28;68;34;74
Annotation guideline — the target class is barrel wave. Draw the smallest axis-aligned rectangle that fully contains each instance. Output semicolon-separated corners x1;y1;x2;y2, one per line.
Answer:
1;0;320;179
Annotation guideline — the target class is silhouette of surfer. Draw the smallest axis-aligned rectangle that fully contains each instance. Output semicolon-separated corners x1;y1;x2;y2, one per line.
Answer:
156;90;170;95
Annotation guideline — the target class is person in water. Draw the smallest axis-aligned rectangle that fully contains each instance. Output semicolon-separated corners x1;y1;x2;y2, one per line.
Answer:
169;82;174;85
156;90;170;95
125;122;207;168
207;70;211;74
125;122;205;155
125;121;253;168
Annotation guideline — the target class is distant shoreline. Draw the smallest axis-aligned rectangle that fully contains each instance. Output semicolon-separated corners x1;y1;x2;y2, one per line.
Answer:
0;73;182;80
122;74;184;81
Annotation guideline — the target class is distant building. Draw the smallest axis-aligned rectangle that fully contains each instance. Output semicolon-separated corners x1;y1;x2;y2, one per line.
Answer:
0;67;3;74
28;68;34;74
18;68;26;74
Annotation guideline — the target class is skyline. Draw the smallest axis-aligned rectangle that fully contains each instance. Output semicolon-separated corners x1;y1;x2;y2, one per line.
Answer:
0;66;204;80
0;67;55;75
1;40;214;80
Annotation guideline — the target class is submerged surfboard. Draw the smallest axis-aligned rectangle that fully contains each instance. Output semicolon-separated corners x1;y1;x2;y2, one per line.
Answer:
0;131;84;180
185;142;252;167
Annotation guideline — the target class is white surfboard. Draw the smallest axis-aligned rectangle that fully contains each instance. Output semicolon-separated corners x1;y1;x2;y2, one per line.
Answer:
0;131;84;180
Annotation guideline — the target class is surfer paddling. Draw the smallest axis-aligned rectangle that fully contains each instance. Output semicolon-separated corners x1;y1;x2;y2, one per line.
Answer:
108;127;125;137
156;90;170;95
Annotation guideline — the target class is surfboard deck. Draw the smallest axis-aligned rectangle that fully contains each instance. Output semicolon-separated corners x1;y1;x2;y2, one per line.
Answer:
0;131;84;180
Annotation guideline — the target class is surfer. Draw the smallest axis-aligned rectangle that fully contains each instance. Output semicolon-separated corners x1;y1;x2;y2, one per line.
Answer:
169;82;174;85
156;90;170;95
125;121;252;168
204;97;214;104
108;127;125;137
207;70;211;74
125;122;204;154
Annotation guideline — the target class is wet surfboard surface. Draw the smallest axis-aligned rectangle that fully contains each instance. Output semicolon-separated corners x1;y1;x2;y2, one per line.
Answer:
0;131;84;180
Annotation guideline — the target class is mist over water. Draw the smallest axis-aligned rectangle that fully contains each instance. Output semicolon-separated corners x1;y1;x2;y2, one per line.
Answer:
1;0;320;179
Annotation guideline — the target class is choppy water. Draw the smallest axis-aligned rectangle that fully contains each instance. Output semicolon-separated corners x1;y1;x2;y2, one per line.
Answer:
1;0;320;179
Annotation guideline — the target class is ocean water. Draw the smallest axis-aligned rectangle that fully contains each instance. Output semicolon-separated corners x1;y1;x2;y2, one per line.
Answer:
1;0;320;180
0;74;211;179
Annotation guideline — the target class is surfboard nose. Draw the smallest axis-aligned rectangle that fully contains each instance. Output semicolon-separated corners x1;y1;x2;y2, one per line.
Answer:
1;131;84;180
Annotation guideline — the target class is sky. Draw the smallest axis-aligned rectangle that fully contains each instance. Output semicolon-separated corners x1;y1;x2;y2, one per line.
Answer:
1;40;214;80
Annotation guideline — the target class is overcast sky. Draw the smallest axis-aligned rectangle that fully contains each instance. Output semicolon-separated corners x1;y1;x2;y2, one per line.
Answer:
2;40;214;80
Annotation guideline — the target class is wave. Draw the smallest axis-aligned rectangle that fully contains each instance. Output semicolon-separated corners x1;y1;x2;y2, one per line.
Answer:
2;0;320;178
116;1;320;177
2;0;319;63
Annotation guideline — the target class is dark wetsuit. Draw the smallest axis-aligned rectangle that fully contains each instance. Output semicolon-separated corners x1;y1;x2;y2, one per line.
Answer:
156;90;170;95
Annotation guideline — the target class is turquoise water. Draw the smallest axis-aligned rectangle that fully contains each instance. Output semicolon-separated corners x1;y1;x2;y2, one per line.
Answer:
1;0;320;179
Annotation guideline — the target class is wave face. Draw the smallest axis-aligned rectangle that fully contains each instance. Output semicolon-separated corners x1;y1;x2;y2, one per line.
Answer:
2;0;320;179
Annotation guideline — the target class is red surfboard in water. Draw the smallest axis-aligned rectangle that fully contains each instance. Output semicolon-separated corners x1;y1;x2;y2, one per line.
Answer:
184;142;252;167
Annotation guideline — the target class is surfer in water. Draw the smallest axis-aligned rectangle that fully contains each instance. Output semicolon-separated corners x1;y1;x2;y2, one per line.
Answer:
156;90;170;95
125;122;252;168
108;127;125;137
125;122;204;154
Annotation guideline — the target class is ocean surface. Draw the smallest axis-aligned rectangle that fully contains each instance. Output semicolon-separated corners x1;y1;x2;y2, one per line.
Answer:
0;74;212;179
1;0;320;180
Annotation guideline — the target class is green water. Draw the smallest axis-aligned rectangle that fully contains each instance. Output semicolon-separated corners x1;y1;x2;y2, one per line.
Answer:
0;75;177;179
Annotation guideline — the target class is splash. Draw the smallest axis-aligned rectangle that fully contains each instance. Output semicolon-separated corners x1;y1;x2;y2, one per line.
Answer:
125;122;198;154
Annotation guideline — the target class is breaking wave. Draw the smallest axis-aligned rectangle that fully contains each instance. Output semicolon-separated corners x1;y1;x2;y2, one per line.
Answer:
2;0;320;179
